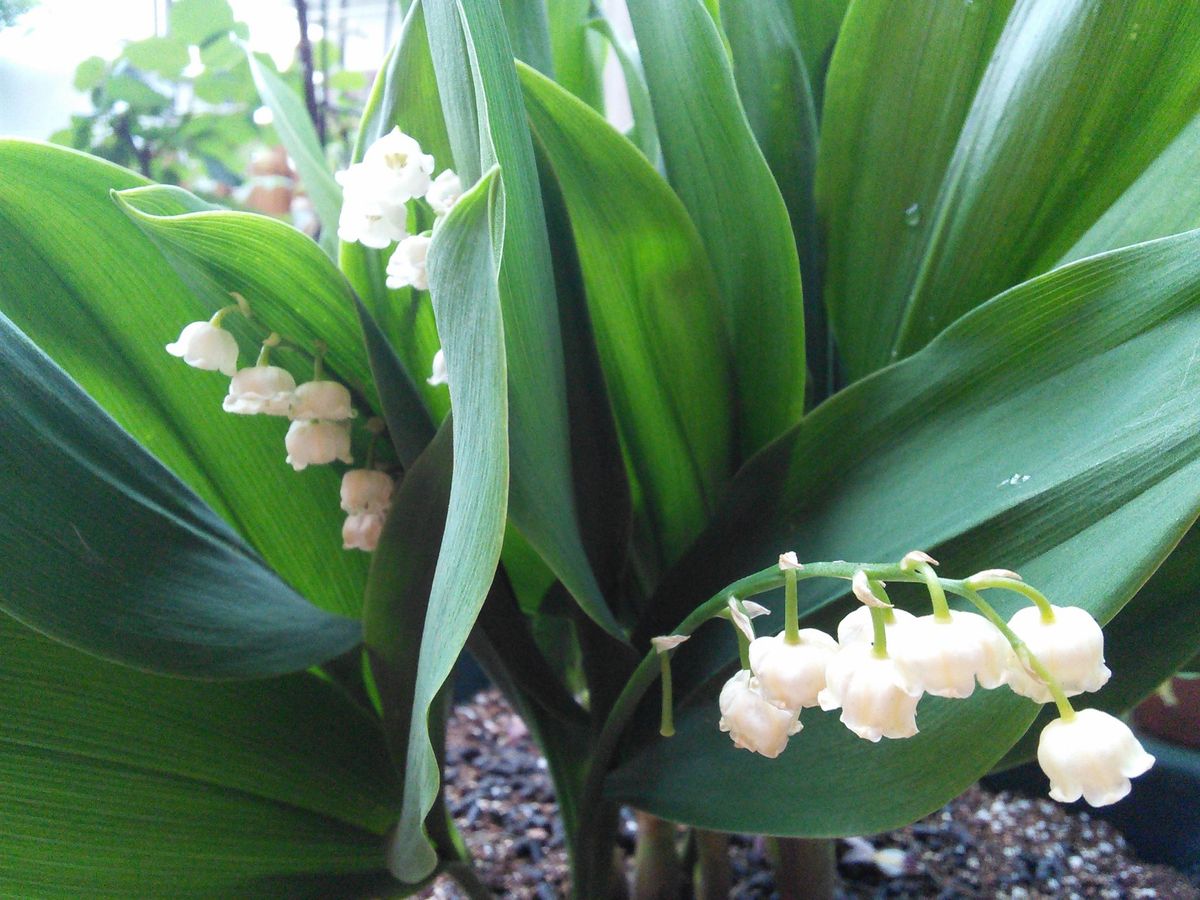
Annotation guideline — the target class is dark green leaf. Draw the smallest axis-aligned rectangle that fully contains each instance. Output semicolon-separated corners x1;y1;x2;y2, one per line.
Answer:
625;0;806;458
787;0;847;110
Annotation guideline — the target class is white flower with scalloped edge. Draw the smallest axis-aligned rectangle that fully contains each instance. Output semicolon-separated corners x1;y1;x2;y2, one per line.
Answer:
340;469;393;516
1006;605;1111;703
718;669;801;759
284;420;352;471
342;512;385;552
222;365;296;416
890;610;1012;698
749;629;839;711
361;127;436;204
386;233;432;291
818;642;921;742
289;380;356;422
166;321;238;376
1037;708;1154;806
836;606;916;647
335;164;410;249
425;169;462;216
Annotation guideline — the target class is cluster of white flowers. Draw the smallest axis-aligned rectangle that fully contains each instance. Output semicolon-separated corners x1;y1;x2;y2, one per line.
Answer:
166;310;392;553
698;552;1153;808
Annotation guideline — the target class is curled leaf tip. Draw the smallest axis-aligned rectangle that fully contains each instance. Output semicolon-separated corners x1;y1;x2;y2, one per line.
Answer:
901;550;939;569
778;551;803;571
852;570;890;608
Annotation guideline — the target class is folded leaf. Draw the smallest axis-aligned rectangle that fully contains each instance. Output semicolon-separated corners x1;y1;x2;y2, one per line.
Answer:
0;140;367;620
0;610;403;895
618;230;1200;834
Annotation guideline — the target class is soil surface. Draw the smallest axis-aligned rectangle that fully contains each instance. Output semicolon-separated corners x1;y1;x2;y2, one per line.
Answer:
419;690;1199;899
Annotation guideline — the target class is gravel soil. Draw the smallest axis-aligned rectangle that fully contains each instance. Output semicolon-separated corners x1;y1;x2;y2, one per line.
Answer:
420;690;1199;899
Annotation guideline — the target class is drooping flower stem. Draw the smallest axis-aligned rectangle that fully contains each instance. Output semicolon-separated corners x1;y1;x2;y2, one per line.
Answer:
969;575;1057;624
869;606;890;659
783;565;800;644
658;650;675;737
908;559;952;621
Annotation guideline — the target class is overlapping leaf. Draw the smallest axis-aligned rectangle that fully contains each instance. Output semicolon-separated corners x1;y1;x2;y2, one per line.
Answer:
617;231;1200;833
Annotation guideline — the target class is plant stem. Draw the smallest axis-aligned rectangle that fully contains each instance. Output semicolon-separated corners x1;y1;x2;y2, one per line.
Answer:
969;575;1057;623
632;812;681;899
444;861;494;899
657;651;675;737
771;837;836;900
783;565;800;643
870;606;889;658
693;830;731;900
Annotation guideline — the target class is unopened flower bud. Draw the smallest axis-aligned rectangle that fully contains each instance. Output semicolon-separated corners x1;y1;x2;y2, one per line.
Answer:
290;380;356;421
1006;605;1111;703
428;349;448;387
817;643;921;742
718;670;800;758
342;512;385;551
385;233;432;290
1037;708;1154;806
222;365;296;416
890;611;1012;698
166;321;238;376
749;629;839;710
425;168;462;216
284;420;353;471
837;606;915;646
340;469;393;515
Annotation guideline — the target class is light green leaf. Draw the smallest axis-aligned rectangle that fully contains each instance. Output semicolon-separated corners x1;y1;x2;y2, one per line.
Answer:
520;63;733;568
1062;112;1200;265
169;0;236;45
388;168;508;882
586;15;660;167
424;0;622;638
0;611;404;896
243;47;342;255
499;0;555;74
895;0;1200;360
123;36;190;79
817;0;1014;380
548;0;605;110
625;0;806;458
619;231;1200;833
0;141;367;620
0;311;360;677
73;55;107;91
106;72;171;111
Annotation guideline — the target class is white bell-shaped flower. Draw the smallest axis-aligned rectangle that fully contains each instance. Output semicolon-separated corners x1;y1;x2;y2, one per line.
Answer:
166;321;238;376
1037;708;1154;806
284;420;353;471
748;629;839;711
425;168;462;216
335;164;410;249
340;469;393;515
342;512;385;552
1006;605;1111;703
222;365;296;416
818;643;921;742
837;606;916;646
717;670;800;759
361;127;436;204
427;349;448;387
385;233;432;291
290;380;356;421
890;611;1012;698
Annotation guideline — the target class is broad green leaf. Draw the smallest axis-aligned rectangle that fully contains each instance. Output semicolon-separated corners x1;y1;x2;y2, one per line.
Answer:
617;231;1200;833
0;312;359;678
1062;112;1200;265
499;0;555;74
586;16;660;166
721;0;826;397
243;47;342;255
787;0;847;110
73;55;107;91
107;72;171;111
123;36;190;79
817;0;1014;380
342;1;452;423
169;0;237;45
424;0;622;638
625;0;806;458
0;141;366;619
0;611;403;896
547;0;605;111
895;0;1200;360
520;64;733;568
388;169;508;882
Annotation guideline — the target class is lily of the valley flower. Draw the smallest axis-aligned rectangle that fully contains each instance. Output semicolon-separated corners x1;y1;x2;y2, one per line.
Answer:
428;349;448;387
361;127;435;202
425;169;462;216
340;469;393;515
284;420;353;471
837;606;916;647
1006;605;1111;703
749;630;839;710
342;512;385;551
166;320;238;376
890;611;1012;698
335;165;410;249
386;233;432;290
718;670;801;759
290;380;356;421
222;365;296;416
818;643;921;742
1037;708;1154;806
